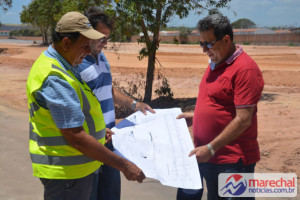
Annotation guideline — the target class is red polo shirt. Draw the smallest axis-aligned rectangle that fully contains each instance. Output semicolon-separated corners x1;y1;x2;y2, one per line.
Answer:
193;47;264;165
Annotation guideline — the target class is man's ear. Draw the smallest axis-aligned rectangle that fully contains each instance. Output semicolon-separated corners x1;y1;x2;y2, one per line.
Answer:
61;37;70;51
224;35;232;46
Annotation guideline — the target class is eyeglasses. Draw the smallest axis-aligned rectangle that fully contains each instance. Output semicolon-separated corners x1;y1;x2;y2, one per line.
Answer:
199;37;223;49
99;37;110;44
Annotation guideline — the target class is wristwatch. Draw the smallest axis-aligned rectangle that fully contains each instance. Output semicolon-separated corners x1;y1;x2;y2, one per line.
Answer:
207;143;215;157
131;100;137;110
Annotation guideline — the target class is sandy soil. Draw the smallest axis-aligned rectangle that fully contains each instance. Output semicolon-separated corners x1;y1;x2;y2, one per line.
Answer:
0;42;299;200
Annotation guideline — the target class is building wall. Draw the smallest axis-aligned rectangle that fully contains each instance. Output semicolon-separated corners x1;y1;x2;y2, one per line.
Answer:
291;28;300;33
131;33;300;46
233;33;300;45
0;31;10;36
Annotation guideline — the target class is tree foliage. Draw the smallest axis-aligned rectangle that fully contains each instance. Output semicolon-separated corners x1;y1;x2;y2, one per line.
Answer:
113;0;231;102
179;26;192;44
20;0;61;44
0;0;12;25
20;0;112;44
231;18;256;29
0;0;12;12
9;28;42;37
19;0;231;102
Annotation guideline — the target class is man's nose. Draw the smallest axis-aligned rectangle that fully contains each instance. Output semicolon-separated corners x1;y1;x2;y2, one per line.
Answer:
102;40;108;46
202;45;209;53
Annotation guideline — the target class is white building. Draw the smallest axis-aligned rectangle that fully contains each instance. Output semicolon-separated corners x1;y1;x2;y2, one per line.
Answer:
0;30;10;36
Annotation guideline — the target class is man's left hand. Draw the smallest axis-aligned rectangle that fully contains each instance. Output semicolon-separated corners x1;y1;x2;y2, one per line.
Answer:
135;102;155;115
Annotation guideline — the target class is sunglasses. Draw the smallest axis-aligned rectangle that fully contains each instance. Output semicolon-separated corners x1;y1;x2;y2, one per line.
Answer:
199;36;224;49
99;37;110;43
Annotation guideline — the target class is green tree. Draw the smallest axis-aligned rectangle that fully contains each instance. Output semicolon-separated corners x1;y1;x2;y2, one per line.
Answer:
231;18;256;29
0;0;12;25
20;0;61;44
178;26;191;44
0;0;12;12
55;0;112;20
110;6;140;42
114;0;231;102
19;0;231;102
20;0;112;44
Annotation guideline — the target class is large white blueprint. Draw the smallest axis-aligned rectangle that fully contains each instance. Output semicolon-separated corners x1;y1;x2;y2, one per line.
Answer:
111;108;202;189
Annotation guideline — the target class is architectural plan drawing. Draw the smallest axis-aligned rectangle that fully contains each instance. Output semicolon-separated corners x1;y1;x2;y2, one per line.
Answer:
112;108;202;189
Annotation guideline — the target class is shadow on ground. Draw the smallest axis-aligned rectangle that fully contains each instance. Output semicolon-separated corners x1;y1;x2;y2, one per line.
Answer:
115;97;197;119
259;93;278;102
116;93;277;119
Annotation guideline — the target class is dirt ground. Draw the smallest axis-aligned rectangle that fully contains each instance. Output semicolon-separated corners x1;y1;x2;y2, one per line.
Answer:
0;41;299;200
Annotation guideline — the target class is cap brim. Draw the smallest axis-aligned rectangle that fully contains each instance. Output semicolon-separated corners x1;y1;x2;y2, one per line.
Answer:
80;29;105;40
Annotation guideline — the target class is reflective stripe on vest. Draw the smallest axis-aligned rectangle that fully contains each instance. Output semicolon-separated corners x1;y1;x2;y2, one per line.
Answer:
30;153;95;165
29;122;106;146
29;102;39;118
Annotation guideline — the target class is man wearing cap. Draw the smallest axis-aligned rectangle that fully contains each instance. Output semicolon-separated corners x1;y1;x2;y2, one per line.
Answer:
26;11;145;200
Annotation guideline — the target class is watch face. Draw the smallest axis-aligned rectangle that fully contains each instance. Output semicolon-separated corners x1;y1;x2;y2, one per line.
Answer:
131;100;137;109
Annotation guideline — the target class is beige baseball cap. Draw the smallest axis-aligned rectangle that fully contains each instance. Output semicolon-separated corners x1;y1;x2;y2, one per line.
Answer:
55;11;104;40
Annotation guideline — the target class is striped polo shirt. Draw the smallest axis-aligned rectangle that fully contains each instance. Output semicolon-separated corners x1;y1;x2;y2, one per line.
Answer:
76;52;115;128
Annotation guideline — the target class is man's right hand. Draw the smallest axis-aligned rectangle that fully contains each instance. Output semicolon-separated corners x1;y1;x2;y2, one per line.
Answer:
189;145;213;163
122;161;145;183
105;128;114;144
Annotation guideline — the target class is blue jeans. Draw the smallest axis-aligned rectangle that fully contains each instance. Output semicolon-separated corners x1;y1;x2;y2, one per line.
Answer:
177;159;256;200
94;142;121;200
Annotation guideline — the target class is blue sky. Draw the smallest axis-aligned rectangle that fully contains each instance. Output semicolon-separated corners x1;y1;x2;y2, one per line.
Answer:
1;0;300;28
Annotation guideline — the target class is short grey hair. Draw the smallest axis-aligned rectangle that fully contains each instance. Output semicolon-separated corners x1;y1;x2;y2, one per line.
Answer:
197;14;233;41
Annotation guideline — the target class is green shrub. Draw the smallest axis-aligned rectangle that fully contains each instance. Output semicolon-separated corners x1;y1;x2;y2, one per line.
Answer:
243;41;251;45
9;28;42;37
155;77;174;100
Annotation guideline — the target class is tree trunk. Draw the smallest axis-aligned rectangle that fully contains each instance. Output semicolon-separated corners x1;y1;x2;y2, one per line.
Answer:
43;32;47;45
142;2;162;103
40;28;45;44
44;32;48;45
143;51;156;103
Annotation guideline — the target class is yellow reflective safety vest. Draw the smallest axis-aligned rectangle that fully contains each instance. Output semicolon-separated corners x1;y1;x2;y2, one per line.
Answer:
27;52;106;179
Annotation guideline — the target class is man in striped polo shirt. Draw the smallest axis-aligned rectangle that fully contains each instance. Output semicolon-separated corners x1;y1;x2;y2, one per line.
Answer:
76;10;154;200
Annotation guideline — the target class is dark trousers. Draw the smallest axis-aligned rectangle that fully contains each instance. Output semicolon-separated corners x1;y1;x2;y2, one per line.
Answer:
97;142;121;200
40;172;95;200
177;159;256;200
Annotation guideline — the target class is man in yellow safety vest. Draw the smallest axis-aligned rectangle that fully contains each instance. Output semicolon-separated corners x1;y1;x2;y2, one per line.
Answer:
26;11;145;200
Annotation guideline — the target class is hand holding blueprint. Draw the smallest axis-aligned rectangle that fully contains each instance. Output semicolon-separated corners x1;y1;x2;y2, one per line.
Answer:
112;108;202;189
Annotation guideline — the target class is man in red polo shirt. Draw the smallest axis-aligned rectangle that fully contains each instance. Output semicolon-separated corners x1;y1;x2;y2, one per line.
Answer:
177;14;264;200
